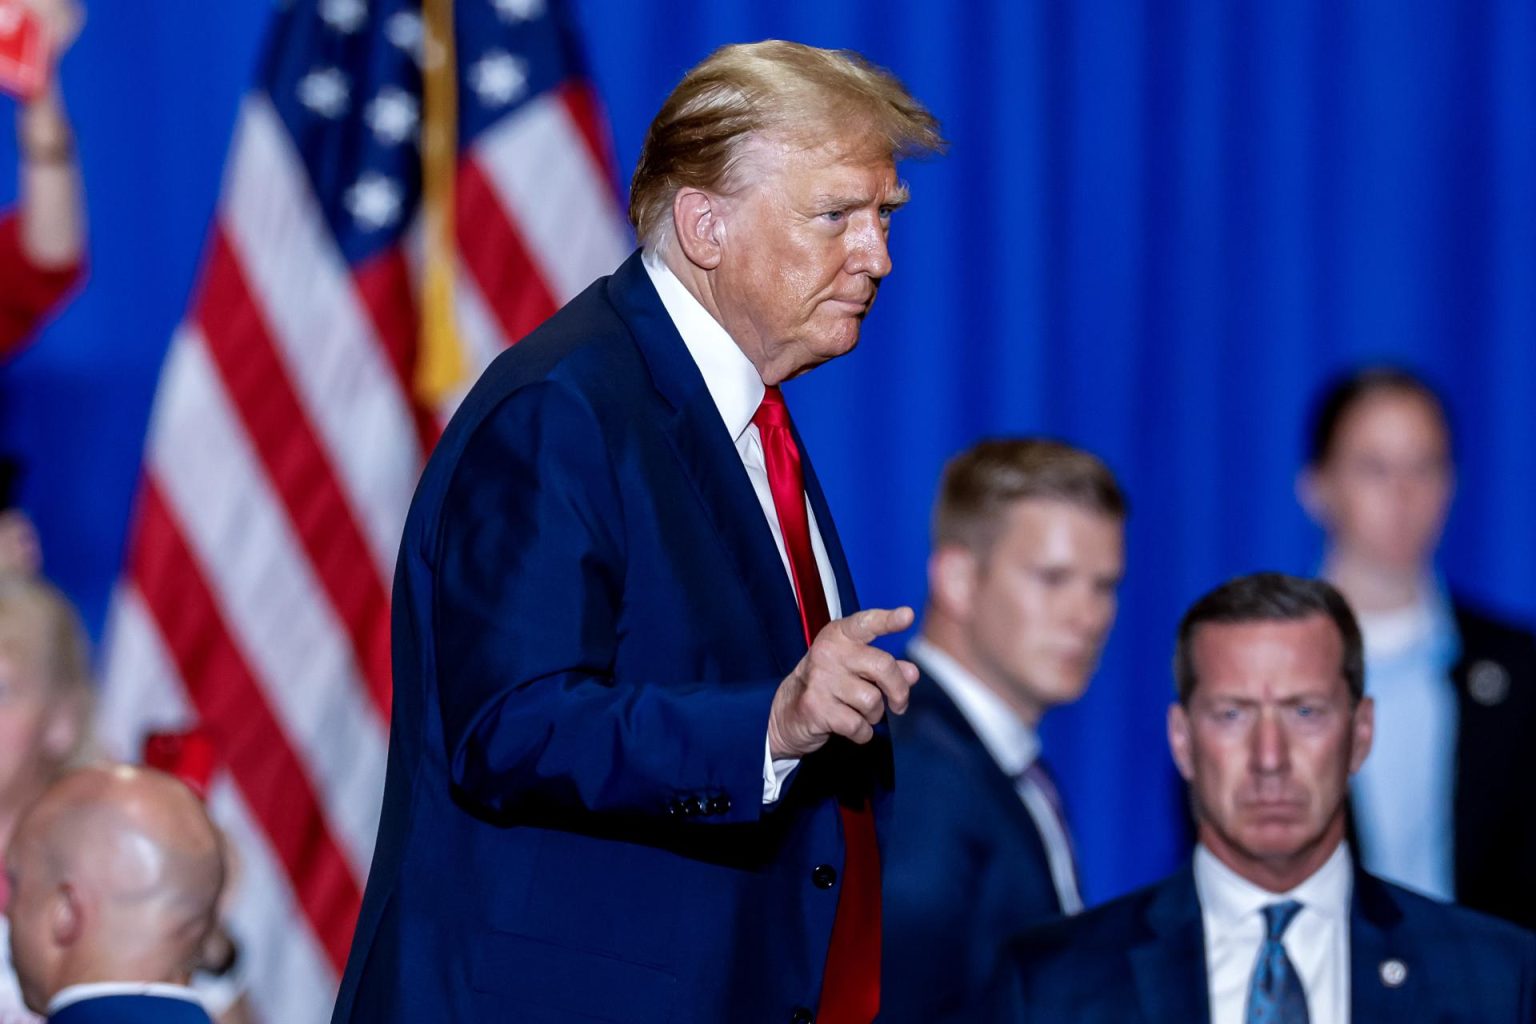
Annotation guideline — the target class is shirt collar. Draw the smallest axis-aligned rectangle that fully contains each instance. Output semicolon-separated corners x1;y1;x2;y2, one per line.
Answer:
908;635;1040;777
49;982;204;1014
642;251;764;443
1194;840;1353;930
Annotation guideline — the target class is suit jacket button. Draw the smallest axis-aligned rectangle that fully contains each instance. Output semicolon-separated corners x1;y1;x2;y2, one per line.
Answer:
812;864;838;889
790;1008;814;1024
707;795;731;816
684;796;706;816
667;800;684;816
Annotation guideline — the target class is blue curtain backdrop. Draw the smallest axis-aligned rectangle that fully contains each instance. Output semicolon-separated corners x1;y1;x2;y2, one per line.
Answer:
2;0;1534;904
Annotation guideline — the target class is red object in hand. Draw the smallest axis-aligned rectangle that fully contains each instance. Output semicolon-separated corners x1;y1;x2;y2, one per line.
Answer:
0;0;47;101
143;727;219;801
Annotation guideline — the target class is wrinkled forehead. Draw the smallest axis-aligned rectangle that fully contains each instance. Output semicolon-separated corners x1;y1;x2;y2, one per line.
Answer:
1187;616;1348;701
730;129;898;189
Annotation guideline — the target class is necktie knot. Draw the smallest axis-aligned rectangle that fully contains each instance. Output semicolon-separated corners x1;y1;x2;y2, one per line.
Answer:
1262;900;1302;941
753;385;792;432
1016;759;1063;810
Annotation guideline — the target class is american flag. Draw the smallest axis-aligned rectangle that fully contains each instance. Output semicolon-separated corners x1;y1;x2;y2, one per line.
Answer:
95;0;628;1019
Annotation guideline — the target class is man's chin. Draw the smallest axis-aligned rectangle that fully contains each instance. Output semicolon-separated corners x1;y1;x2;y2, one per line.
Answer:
1232;821;1321;858
809;329;863;363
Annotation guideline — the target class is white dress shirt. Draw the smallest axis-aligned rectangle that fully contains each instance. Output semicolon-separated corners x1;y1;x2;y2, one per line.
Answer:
1350;583;1459;902
642;254;842;802
1194;842;1352;1024
0;919;40;1024
907;636;1083;914
48;982;206;1014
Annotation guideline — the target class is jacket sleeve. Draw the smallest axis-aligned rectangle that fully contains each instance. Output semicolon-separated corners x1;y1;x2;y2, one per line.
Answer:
428;378;776;824
0;211;84;360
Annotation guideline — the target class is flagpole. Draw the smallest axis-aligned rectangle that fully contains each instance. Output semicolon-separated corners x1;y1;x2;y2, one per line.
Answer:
416;0;465;406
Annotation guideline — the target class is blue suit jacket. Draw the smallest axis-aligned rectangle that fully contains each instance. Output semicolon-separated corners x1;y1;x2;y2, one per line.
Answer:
333;251;889;1023
879;660;1063;1022
49;994;214;1024
1002;862;1536;1023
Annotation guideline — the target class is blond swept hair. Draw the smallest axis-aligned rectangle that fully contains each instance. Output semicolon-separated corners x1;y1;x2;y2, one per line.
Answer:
933;439;1127;556
629;40;945;250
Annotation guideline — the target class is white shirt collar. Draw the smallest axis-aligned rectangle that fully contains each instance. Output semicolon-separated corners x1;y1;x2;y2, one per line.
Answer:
1194;840;1353;929
908;635;1040;777
49;981;204;1013
642;251;764;443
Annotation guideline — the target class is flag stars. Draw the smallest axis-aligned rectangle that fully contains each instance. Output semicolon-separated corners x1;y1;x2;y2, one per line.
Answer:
297;67;351;119
345;173;403;231
319;0;367;34
492;0;545;22
365;88;418;145
469;50;529;108
385;10;423;62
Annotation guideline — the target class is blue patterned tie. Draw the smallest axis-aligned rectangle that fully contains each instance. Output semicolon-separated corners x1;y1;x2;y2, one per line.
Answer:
1245;901;1310;1024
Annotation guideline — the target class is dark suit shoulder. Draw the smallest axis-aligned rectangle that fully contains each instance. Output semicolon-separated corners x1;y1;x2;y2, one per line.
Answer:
49;994;216;1024
1372;874;1536;953
891;681;993;770
1452;595;1536;660
992;878;1193;1024
450;275;647;432
1013;878;1163;959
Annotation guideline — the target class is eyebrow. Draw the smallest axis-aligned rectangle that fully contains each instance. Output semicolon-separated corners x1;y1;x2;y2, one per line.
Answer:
1200;692;1338;707
809;184;911;211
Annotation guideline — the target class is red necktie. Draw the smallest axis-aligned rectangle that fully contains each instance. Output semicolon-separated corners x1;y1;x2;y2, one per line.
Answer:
753;386;881;1023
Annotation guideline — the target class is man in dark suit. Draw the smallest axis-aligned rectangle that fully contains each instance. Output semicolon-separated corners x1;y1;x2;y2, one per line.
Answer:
1003;573;1536;1023
3;765;222;1024
333;41;944;1024
1299;367;1536;928
880;439;1125;1021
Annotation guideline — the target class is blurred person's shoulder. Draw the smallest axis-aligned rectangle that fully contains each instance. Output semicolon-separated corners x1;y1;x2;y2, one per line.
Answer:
1451;594;1536;656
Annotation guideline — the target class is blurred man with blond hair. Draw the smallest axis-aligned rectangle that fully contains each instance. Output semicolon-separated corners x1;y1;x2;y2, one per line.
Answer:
883;438;1126;1021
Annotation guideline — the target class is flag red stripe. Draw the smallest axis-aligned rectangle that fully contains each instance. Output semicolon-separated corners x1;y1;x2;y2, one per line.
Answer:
131;479;362;971
350;248;442;457
194;229;393;720
456;157;560;345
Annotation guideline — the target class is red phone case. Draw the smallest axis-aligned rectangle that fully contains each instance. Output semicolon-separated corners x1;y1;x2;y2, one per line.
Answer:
0;0;48;101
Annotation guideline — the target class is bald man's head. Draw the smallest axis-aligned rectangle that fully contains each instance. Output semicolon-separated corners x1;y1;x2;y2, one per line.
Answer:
3;764;225;1011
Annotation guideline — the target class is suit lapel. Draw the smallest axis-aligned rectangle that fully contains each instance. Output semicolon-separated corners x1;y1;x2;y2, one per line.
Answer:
799;436;857;617
1130;869;1211;1024
605;252;808;674
905;663;1062;906
1350;870;1423;1022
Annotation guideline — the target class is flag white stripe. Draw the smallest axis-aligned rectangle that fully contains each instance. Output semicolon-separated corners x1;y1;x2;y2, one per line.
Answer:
97;584;198;760
452;259;510;385
211;777;338;1024
222;96;421;582
470;94;630;304
146;327;385;880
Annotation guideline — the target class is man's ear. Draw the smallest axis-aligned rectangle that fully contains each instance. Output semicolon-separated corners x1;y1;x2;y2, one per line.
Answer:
671;188;725;271
1348;695;1375;775
1296;467;1329;527
1167;703;1196;782
51;882;83;947
928;545;977;622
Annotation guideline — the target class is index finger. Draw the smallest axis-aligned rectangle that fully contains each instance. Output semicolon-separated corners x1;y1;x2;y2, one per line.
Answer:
837;606;915;644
